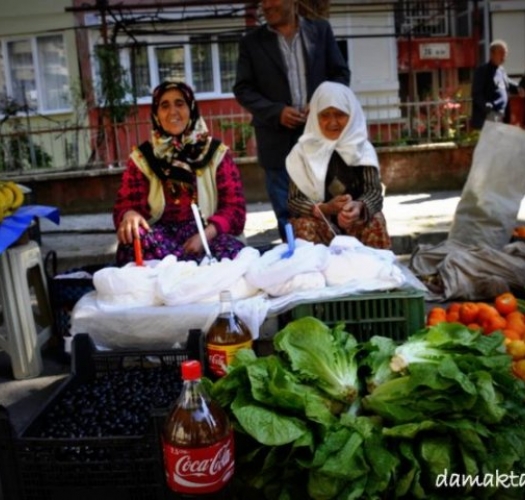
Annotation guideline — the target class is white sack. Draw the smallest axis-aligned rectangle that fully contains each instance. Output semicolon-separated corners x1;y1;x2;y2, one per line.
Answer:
157;247;260;305
410;240;525;301
324;236;402;286
93;261;162;308
245;239;329;292
264;271;326;297
449;121;525;249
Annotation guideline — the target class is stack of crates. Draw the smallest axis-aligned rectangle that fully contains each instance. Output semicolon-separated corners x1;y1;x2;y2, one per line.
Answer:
0;331;203;500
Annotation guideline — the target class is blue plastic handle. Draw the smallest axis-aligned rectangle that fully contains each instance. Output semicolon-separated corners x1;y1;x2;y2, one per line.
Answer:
285;223;295;254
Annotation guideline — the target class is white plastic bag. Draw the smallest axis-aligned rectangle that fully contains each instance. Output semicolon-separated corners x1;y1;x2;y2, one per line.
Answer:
93;261;162;308
245;239;329;293
449;121;525;249
157;247;260;305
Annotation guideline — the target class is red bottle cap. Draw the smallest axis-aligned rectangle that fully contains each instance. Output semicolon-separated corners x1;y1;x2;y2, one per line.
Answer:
181;360;202;380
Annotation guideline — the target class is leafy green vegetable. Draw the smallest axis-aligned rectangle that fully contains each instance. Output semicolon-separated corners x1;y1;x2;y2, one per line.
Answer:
231;390;309;446
210;318;525;500
273;318;360;403
390;322;487;372
361;335;399;392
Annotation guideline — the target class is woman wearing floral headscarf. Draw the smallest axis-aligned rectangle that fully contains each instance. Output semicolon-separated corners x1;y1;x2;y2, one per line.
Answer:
113;81;246;265
286;81;390;249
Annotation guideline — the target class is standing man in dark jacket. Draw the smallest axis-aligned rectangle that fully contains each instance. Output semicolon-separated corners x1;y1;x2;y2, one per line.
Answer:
470;39;525;130
233;0;350;239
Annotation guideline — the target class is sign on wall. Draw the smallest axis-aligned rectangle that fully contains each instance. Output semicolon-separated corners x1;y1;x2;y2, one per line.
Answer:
419;42;451;60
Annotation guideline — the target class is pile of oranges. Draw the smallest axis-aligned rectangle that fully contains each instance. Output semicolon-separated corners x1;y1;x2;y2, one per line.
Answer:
426;292;525;380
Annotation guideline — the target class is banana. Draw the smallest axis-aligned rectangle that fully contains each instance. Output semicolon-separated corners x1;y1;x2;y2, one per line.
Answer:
0;189;6;214
5;181;24;209
0;181;25;216
0;184;14;209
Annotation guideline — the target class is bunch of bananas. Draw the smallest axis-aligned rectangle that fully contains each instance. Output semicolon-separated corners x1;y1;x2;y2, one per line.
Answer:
0;181;25;223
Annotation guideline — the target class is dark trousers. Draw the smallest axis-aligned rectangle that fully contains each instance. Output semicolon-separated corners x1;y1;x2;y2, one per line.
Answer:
264;168;290;241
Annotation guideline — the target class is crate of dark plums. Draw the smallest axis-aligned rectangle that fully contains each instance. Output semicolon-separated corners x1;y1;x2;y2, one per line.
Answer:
0;332;203;500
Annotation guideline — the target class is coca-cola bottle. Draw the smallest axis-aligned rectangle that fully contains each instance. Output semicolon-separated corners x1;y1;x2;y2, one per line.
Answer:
162;360;234;498
205;291;253;378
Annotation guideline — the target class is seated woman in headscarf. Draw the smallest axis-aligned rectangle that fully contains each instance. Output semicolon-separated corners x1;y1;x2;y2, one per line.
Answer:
113;81;246;265
286;81;390;249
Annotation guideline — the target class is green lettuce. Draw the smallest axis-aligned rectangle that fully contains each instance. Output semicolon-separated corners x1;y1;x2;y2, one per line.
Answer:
361;335;399;392
390;322;502;372
273;317;360;404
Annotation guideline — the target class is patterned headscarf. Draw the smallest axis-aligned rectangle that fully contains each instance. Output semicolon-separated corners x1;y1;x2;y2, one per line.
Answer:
150;81;221;174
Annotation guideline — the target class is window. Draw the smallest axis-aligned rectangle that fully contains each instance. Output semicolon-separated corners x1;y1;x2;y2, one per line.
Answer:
156;46;185;83
0;49;6;103
218;38;238;94
399;0;449;37
4;35;70;113
191;39;214;93
121;36;239;98
130;45;150;99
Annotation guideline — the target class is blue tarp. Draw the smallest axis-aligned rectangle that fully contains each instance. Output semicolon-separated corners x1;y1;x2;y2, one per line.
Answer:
0;205;60;254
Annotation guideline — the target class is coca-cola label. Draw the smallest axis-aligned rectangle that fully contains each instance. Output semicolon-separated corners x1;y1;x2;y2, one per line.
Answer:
163;431;234;494
206;340;253;377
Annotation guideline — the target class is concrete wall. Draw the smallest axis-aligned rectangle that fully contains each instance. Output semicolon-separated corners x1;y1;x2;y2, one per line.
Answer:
13;143;474;215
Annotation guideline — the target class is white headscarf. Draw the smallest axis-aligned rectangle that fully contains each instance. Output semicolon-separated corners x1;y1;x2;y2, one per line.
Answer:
286;81;379;202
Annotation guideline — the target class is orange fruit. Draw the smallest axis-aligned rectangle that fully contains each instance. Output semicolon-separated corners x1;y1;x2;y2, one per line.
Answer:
507;340;525;361
506;311;525;323
514;226;525;238
477;304;500;324
513;359;525;380
494;292;518;317
447;303;461;314
467;323;483;333
482;314;507;335
427;307;446;326
427;315;445;326
446;311;460;323
459;302;480;325
428;307;446;317
506;312;525;337
503;328;522;341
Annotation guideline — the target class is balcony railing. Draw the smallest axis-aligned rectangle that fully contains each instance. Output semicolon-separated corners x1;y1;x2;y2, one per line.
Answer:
0;98;474;174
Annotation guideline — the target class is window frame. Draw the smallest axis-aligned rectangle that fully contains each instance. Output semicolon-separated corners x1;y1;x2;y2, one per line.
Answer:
1;33;71;115
109;34;237;103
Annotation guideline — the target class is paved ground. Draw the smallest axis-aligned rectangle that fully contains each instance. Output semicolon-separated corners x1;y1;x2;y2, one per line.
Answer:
37;190;468;273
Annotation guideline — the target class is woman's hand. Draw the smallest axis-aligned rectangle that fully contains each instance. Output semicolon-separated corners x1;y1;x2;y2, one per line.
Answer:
182;223;218;256
316;194;351;217
117;210;150;244
182;234;205;255
337;200;364;229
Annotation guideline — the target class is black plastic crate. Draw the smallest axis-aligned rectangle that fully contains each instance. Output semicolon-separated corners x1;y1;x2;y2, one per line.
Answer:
0;331;203;500
44;251;111;339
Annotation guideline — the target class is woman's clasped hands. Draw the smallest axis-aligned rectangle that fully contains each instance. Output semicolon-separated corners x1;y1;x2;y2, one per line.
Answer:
315;194;363;230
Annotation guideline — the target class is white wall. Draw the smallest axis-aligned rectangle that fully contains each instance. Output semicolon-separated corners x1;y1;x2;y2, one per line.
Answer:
490;1;525;77
331;6;401;120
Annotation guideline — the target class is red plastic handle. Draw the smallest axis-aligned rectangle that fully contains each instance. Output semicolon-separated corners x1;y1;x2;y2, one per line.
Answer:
134;238;144;266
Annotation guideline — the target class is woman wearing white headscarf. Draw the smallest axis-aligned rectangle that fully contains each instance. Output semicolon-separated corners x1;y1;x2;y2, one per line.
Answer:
286;81;390;249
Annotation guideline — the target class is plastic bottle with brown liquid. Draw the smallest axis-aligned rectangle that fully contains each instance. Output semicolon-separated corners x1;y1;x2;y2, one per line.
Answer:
205;290;253;378
162;360;234;498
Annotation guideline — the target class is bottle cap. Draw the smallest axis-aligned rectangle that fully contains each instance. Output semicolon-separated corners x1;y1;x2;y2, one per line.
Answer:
181;360;202;380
